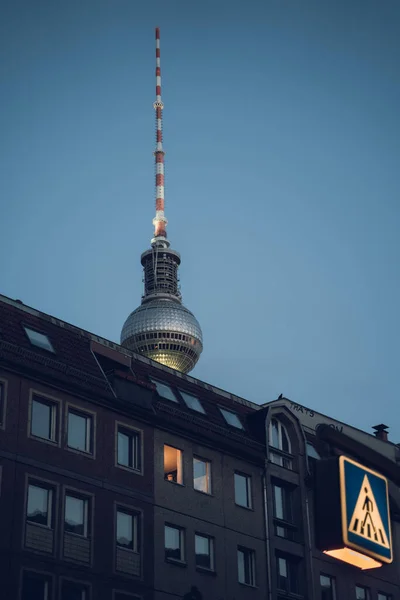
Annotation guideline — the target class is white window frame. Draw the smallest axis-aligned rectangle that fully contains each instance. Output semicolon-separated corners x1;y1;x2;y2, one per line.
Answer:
234;472;252;508
116;508;139;553
237;546;256;586
67;408;92;454
26;482;53;528
30;395;58;442
193;457;212;494
164;524;185;562
64;493;89;538
269;418;291;452
195;533;215;570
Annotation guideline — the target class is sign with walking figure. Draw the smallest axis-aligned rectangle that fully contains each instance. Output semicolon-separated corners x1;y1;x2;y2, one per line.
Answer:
340;456;392;563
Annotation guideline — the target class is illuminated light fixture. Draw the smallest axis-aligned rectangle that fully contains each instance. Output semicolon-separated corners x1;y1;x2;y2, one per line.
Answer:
315;456;392;569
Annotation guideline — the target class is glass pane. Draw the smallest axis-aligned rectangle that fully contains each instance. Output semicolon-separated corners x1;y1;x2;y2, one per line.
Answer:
62;581;86;600
27;485;50;526
270;419;280;448
68;412;89;452
356;587;367;600
235;473;249;507
118;431;131;467
24;327;54;352
281;426;290;452
195;535;211;569
151;379;178;402
22;574;48;600
180;391;205;413
193;458;211;493
278;557;287;577
219;407;243;429
65;496;86;536
165;526;182;560
31;400;52;440
164;445;183;484
238;549;245;583
117;511;133;549
274;486;284;519
306;443;320;459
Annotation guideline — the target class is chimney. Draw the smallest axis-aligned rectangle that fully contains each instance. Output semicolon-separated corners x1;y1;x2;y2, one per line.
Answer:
372;424;389;442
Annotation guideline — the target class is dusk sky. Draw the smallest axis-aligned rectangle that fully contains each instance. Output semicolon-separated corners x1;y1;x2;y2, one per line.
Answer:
1;1;399;440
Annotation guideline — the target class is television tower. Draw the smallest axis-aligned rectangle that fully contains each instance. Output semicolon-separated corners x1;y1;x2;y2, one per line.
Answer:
120;28;203;373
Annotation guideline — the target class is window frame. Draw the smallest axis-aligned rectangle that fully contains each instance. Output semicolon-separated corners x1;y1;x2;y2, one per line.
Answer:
193;456;212;495
115;422;142;474
218;406;244;429
320;573;336;600
28;390;61;446
377;594;392;600
26;480;55;529
276;554;299;594
179;390;206;414
164;523;185;563
355;585;370;600
150;378;179;403
23;326;55;353
195;533;215;571
0;378;7;430
237;546;256;587
64;491;91;538
116;506;140;554
21;568;53;600
234;471;252;509
60;577;91;600
164;444;184;485
66;404;95;457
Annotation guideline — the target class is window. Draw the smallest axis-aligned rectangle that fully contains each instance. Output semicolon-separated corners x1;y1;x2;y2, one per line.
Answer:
378;594;391;600
61;580;89;600
306;442;320;460
273;484;294;538
193;457;211;494
116;509;139;552
164;445;183;484
277;556;298;593
269;418;292;468
0;381;5;427
150;378;178;402
65;494;89;537
165;524;184;562
237;547;255;586
117;426;141;471
356;586;370;600
27;483;53;528
195;534;214;570
234;472;252;508
30;395;58;442
320;574;336;600
180;390;205;414
22;571;51;600
67;409;93;454
219;407;244;429
24;327;55;352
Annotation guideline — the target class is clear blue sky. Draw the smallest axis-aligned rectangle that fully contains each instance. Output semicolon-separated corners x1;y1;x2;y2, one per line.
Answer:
1;1;399;441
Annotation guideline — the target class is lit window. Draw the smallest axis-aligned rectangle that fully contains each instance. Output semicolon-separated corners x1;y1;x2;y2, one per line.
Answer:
277;555;298;593
31;395;58;442
116;509;139;552
24;327;54;352
67;409;93;454
356;586;370;600
193;457;211;494
164;445;183;484
195;534;214;570
150;378;178;402
27;483;53;528
165;524;184;562
61;581;88;600
320;574;336;600
22;571;51;600
219;407;244;429
117;427;141;471
237;546;255;586
180;390;205;414
234;472;252;508
273;484;293;538
64;494;89;537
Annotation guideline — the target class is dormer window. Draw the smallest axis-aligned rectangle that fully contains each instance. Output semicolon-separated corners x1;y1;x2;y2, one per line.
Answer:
269;418;292;469
23;327;54;353
179;391;205;414
150;378;178;403
219;407;244;430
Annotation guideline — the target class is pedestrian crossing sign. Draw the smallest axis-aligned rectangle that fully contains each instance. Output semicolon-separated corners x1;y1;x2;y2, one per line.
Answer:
339;456;392;563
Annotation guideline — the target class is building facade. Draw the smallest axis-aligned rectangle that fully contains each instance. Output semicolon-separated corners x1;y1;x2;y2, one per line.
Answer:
0;293;399;600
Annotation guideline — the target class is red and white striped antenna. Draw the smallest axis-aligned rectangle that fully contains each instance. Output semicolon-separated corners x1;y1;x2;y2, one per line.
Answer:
152;27;168;247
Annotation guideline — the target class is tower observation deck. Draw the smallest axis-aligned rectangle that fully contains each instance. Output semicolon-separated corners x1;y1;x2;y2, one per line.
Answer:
120;28;203;373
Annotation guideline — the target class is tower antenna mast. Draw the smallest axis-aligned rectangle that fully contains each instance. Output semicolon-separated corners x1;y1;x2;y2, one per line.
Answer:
152;27;168;247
